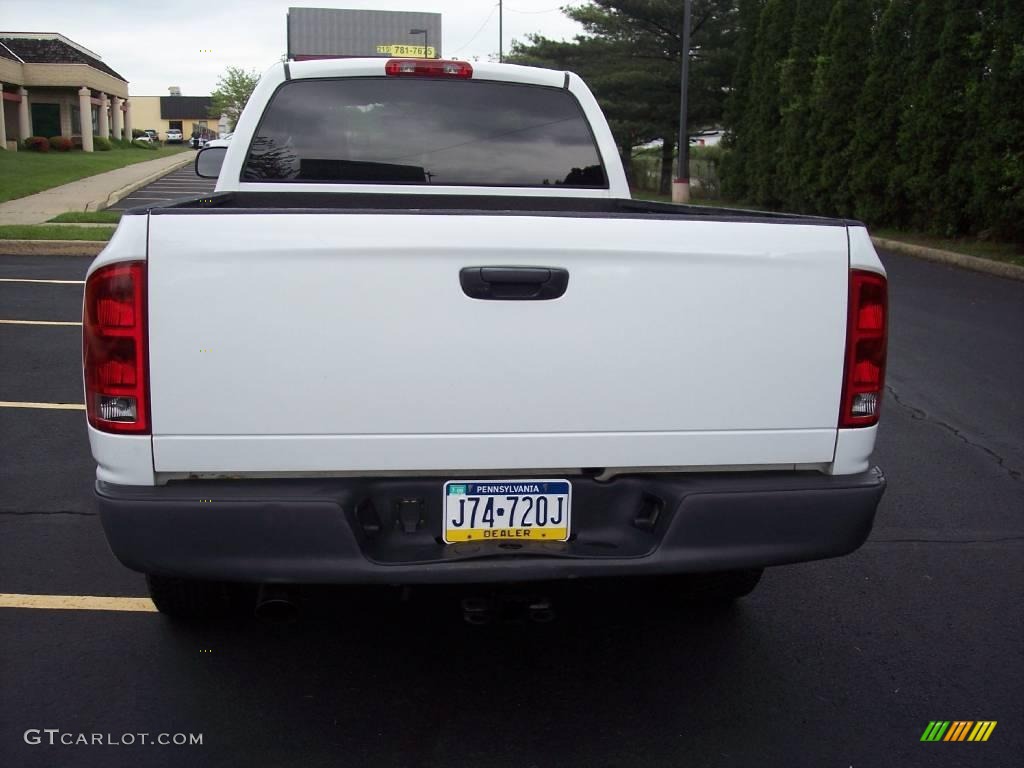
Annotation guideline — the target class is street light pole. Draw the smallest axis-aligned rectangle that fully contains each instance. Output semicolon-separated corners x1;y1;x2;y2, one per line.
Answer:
410;28;429;58
499;0;504;63
673;0;692;204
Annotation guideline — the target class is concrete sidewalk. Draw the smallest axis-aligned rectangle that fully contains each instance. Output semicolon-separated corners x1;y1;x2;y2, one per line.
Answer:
0;151;194;225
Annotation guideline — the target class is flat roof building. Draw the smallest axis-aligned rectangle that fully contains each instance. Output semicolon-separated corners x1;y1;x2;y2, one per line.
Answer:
130;94;225;142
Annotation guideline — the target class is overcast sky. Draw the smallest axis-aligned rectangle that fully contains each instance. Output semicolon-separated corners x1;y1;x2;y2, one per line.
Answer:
2;1;583;96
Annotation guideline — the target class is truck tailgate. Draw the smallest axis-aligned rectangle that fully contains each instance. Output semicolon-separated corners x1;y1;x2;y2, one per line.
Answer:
147;213;849;472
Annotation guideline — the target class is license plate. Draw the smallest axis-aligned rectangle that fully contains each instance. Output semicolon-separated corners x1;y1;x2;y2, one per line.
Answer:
443;479;572;543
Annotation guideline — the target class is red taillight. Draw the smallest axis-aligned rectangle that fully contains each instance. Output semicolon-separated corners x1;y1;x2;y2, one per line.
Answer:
839;270;887;428
384;58;473;79
83;262;149;434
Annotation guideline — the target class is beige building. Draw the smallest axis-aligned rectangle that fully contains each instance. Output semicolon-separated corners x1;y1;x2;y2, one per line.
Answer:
1;32;133;152
131;94;223;142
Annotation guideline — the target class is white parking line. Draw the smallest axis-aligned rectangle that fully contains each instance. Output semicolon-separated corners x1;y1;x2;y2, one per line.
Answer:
0;594;156;612
0;319;80;326
0;278;84;285
0;401;85;410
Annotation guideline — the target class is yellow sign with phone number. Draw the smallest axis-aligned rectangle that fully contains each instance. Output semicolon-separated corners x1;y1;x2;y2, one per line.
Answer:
376;44;437;58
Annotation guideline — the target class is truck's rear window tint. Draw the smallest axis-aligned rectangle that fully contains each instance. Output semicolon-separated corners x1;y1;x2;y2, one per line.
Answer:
242;78;607;188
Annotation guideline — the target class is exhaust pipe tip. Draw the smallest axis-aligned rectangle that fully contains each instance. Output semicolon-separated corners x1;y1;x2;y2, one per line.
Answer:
255;584;299;623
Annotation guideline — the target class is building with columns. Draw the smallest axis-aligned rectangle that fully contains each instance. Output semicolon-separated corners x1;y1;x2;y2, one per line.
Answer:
0;32;130;151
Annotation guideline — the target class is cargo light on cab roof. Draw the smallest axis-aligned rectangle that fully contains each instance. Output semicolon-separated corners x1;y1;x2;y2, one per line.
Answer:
385;59;473;79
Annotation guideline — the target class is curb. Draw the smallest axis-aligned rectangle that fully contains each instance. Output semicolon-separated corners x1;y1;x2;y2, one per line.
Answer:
85;152;194;212
872;236;1024;281
0;239;105;256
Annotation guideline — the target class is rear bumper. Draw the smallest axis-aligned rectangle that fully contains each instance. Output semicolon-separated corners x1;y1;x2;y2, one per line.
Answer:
97;468;885;584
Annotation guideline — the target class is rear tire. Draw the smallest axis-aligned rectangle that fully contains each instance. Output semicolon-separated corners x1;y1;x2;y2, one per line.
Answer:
146;574;249;621
674;568;764;603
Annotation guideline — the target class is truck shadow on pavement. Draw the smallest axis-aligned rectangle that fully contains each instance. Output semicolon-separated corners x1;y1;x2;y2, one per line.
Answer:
146;579;773;764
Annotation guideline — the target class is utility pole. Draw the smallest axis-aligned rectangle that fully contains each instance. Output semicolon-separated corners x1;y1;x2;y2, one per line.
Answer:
672;0;692;203
499;0;503;63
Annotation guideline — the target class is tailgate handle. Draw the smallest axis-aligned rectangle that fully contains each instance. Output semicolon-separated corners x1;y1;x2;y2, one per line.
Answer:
460;267;569;301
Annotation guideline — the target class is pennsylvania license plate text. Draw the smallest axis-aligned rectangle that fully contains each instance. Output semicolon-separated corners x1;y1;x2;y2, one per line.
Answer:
443;480;572;543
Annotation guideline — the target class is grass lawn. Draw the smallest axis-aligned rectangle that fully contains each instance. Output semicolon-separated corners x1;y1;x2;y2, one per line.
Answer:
48;211;122;224
0;146;188;204
632;190;1023;267
872;228;1024;267
0;225;114;241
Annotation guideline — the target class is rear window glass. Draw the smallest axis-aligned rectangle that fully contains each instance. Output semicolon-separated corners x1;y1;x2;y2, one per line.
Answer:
242;78;607;188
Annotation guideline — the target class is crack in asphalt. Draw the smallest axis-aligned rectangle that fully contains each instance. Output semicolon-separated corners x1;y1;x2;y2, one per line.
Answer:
0;510;95;517
885;385;1022;481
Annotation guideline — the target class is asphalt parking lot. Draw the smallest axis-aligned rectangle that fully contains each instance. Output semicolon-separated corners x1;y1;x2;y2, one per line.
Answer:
108;158;215;210
1;249;1021;767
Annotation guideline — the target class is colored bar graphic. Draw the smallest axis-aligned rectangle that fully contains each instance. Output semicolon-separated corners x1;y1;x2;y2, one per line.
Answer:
921;721;950;741
973;721;997;742
944;721;972;741
922;720;996;742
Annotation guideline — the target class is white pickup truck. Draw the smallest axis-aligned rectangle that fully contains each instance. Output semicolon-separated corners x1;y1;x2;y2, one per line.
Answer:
84;57;887;620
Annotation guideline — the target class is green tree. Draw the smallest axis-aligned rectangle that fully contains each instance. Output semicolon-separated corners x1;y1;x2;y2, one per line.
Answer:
566;0;741;129
893;2;954;232
510;35;666;181
720;0;764;201
209;66;260;130
848;0;915;226
963;0;1024;242
720;0;1019;242
510;1;740;193
775;0;832;212
802;0;875;216
744;0;797;207
910;1;984;235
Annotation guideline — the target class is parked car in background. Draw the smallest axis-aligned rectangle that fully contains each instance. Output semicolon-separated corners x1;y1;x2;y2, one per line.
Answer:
203;132;232;149
144;129;159;142
133;134;153;143
165;129;183;143
190;129;217;149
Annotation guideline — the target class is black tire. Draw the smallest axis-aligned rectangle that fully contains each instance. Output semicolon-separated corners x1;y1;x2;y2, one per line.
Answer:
674;568;764;603
146;574;250;622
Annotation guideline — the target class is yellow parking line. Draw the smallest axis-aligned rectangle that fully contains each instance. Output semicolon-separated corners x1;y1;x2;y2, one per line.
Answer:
0;594;157;612
0;319;81;326
0;401;85;410
0;278;84;285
